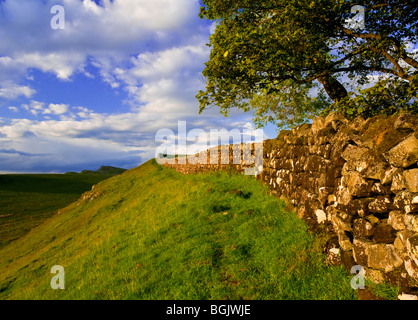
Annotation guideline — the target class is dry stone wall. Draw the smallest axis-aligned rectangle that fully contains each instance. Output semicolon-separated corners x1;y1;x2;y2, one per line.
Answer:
163;112;418;293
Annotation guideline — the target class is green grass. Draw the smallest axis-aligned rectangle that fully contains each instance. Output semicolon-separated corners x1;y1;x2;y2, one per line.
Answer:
0;160;356;300
0;174;114;249
366;279;400;300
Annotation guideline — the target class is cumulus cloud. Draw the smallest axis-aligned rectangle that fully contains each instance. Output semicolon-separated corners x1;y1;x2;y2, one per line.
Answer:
114;45;211;117
44;103;69;115
21;100;45;116
0;0;203;83
0;83;36;100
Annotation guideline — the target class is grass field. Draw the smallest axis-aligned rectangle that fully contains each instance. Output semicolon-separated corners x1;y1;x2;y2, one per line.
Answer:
0;160;358;300
0;174;114;249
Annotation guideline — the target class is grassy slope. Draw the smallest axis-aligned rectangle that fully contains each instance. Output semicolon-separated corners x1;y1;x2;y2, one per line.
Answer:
0;160;356;300
0;174;114;249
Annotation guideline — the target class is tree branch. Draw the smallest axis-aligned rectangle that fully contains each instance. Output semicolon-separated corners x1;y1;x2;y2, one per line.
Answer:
369;46;409;79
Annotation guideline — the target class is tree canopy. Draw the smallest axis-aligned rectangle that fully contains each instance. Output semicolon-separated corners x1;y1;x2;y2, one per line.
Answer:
197;0;418;128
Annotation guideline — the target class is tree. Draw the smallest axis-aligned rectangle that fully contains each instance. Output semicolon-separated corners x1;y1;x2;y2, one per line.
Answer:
197;0;418;128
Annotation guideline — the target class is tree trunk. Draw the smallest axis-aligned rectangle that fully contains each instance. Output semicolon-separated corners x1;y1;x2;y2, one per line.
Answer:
317;74;348;102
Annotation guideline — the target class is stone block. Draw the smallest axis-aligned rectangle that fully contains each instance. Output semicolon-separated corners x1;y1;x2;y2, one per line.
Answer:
305;155;327;172
315;209;327;224
394;112;418;133
398;293;418;300
365;267;385;284
386;134;418;168
331;208;353;232
365;214;380;225
363;160;389;181
347;198;374;217
391;171;407;192
341;145;369;169
368;196;393;213
381;167;401;185
367;244;403;272
325;112;349;131
404;259;418;285
394;230;415;260
406;234;418;265
372;222;397;244
394;191;418;214
346;171;374;197
353;218;374;239
405;214;418;232
337;230;353;251
316;144;332;159
341;250;356;272
324;236;341;266
353;239;370;266
371;182;391;195
404;169;418;193
388;211;406;230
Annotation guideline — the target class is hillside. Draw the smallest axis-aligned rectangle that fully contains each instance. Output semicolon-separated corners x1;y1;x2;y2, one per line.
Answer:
0;173;114;249
0;160;356;300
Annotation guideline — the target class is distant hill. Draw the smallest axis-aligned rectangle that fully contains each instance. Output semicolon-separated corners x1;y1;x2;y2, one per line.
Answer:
66;166;127;175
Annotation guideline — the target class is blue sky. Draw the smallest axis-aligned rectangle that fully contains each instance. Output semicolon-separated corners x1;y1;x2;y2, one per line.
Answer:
0;0;277;173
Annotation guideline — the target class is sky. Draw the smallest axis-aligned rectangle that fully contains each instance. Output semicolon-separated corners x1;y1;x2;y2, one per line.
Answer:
0;0;277;173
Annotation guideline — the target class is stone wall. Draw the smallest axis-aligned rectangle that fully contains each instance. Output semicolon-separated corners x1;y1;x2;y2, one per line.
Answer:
163;112;418;295
162;143;263;175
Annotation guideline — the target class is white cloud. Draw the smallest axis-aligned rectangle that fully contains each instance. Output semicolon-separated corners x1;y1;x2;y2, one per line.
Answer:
114;44;211;118
8;106;19;113
21;100;45;116
0;83;36;100
0;0;203;83
119;45;209;84
15;52;86;80
44;103;69;115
